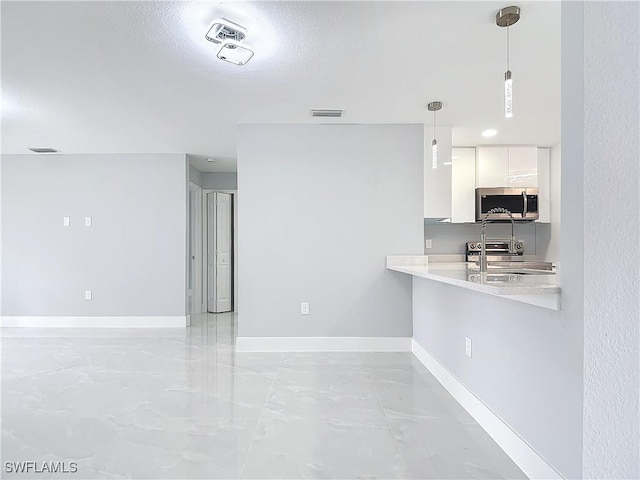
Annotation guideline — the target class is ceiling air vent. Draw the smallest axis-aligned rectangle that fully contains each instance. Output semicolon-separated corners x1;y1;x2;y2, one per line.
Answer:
29;147;60;153
310;109;344;118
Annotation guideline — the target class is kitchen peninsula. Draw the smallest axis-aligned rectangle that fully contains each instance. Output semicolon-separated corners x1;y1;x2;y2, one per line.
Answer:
387;255;560;310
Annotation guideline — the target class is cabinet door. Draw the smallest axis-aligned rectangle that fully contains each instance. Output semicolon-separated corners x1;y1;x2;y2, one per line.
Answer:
477;147;509;187
508;147;538;187
451;147;476;223
536;148;551;222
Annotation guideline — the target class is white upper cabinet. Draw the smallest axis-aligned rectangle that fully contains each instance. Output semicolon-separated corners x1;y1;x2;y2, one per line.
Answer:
477;147;509;187
507;147;538;187
477;146;538;188
451;147;476;223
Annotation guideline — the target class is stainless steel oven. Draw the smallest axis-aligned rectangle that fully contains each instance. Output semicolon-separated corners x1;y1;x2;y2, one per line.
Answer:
475;187;539;221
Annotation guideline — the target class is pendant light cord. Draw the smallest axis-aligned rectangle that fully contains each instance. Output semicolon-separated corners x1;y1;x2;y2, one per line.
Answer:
433;109;436;142
506;24;510;70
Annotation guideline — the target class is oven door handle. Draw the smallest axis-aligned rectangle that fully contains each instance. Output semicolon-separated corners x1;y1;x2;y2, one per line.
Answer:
522;191;527;218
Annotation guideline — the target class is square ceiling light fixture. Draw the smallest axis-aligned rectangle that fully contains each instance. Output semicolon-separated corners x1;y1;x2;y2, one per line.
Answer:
217;40;254;66
205;18;254;66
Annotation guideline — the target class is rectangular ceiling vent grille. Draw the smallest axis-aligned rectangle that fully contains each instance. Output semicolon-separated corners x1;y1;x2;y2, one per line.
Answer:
29;147;60;153
310;109;344;118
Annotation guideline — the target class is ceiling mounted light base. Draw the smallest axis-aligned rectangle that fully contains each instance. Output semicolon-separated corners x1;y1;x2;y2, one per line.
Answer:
217;40;254;66
205;18;247;44
496;6;521;27
310;109;344;118
427;101;442;112
29;147;60;153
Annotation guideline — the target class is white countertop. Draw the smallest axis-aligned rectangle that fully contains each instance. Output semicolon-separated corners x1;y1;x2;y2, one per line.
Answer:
387;255;560;310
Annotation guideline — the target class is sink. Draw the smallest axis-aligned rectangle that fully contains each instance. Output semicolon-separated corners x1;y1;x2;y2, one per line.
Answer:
486;261;554;271
497;270;555;276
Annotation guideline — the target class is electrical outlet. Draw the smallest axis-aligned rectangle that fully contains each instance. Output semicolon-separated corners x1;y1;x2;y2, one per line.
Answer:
300;302;310;315
85;290;92;301
84;216;92;227
465;337;472;358
425;239;432;249
63;216;71;227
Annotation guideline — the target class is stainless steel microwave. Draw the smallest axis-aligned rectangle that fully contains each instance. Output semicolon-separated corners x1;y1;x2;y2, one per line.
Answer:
475;187;539;221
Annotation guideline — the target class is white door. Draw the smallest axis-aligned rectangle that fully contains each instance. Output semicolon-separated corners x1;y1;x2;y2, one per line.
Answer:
207;192;233;313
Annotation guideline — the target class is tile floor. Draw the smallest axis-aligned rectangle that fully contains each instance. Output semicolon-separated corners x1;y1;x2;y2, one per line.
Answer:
1;313;526;479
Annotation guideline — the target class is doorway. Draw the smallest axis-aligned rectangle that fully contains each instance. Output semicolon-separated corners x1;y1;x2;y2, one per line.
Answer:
205;192;234;313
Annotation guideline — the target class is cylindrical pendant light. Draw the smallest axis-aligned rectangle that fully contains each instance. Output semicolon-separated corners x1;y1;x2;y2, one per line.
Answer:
496;6;520;119
427;101;442;169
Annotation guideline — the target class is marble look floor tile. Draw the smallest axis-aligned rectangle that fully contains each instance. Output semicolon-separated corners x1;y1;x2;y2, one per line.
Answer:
240;413;406;479
265;369;388;429
2;312;527;479
368;364;442;388
375;377;476;422
387;416;526;479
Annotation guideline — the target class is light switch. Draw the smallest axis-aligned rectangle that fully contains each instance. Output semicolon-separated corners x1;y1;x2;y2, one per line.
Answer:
85;290;92;301
63;216;71;227
425;239;432;249
300;302;310;315
84;216;92;227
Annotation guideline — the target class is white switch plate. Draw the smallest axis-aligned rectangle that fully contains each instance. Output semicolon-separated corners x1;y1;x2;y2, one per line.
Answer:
425;239;432;249
85;290;92;301
465;337;472;358
84;216;92;227
300;302;310;315
63;216;71;227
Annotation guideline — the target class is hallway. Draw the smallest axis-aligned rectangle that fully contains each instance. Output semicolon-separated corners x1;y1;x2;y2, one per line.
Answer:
1;314;524;479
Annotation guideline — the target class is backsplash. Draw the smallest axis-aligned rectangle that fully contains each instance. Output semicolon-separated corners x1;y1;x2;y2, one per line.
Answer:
424;222;550;256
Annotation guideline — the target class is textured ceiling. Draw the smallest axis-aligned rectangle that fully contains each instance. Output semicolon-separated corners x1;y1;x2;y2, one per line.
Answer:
1;1;560;172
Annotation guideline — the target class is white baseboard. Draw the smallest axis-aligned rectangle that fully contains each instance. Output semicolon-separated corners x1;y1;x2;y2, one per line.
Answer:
236;336;412;352
1;316;187;328
411;339;563;480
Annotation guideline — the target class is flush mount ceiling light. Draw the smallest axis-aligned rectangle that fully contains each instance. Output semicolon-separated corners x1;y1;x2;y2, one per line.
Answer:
427;101;442;169
496;6;521;118
482;129;498;137
29;147;60;153
217;40;254;66
205;18;254;66
205;18;247;45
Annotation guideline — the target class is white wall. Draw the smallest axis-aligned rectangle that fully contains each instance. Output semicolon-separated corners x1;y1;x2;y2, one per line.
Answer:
188;164;203;187
237;124;424;338
1;153;187;318
201;172;237;190
412;279;582;477
582;2;639;477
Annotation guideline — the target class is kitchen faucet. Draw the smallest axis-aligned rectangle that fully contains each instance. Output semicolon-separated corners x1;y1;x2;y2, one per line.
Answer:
480;207;516;273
